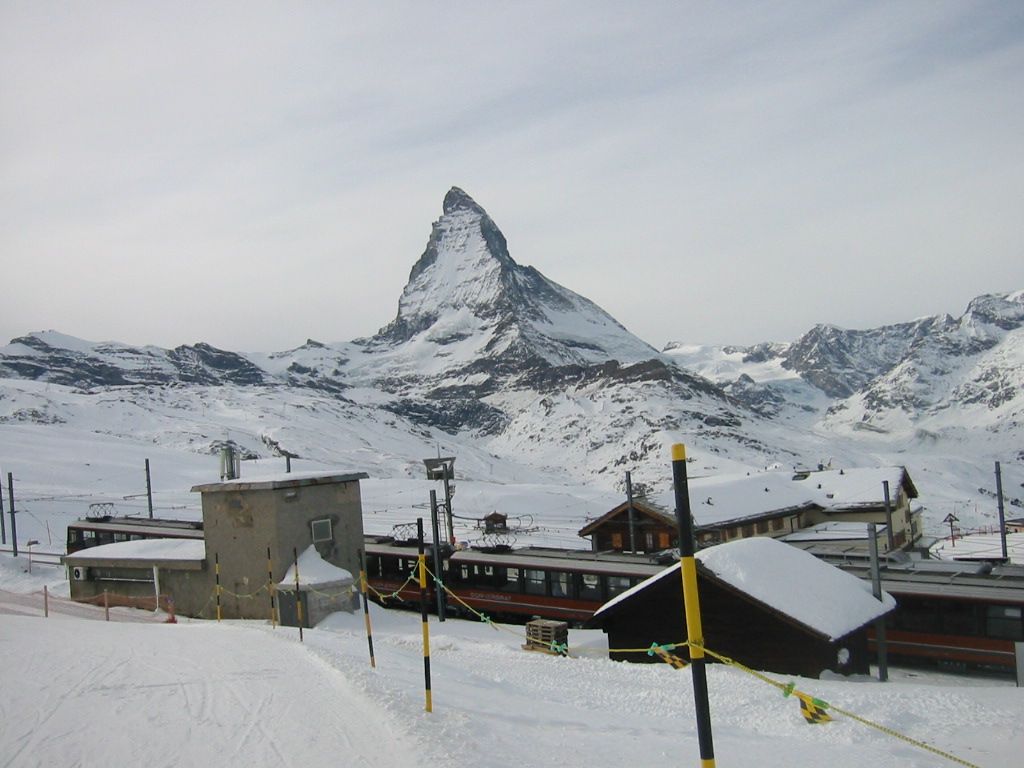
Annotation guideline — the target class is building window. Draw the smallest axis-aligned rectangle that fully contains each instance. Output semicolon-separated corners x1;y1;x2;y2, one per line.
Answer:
755;520;768;534
658;532;671;549
310;518;333;543
741;525;754;538
770;518;784;532
611;532;623;550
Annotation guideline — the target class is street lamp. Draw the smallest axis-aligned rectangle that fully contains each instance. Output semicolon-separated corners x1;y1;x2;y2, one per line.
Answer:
26;539;39;574
423;457;456;545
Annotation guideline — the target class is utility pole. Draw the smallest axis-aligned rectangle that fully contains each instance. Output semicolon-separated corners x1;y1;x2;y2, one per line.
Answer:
145;458;154;519
995;461;1008;560
442;462;455;545
7;472;18;556
626;471;637;552
429;490;446;621
882;480;895;551
0;470;6;545
867;523;888;682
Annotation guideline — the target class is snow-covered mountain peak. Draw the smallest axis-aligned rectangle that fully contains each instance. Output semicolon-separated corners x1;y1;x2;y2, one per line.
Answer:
958;291;1024;333
442;186;487;215
375;188;658;369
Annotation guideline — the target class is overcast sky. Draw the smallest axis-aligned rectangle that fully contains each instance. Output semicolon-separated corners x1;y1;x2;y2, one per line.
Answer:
2;2;1022;353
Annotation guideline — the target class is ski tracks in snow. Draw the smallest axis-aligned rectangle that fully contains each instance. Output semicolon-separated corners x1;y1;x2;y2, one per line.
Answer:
0;616;424;768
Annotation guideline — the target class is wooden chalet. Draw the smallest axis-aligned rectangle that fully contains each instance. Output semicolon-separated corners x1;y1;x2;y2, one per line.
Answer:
580;466;922;555
578;499;678;554
588;537;894;678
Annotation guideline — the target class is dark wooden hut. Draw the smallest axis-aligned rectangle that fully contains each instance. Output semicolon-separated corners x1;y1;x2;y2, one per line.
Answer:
588;537;894;678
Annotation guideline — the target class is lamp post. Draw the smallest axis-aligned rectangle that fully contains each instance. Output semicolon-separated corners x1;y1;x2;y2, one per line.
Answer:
26;539;39;574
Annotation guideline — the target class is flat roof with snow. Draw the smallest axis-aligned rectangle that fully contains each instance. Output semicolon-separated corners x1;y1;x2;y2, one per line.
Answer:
191;471;369;493
64;538;207;568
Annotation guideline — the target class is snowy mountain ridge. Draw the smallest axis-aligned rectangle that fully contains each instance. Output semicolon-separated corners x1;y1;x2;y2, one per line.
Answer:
0;188;1021;513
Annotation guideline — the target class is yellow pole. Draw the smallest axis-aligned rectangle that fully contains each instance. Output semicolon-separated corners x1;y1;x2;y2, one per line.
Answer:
293;546;304;643
214;552;222;622
672;443;715;768
267;545;277;628
358;549;376;668
418;518;432;712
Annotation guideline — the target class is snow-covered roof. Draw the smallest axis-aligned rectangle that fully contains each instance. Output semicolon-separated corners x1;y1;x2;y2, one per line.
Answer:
279;545;354;587
595;537;894;641
929;531;1024;565
637;466;916;529
803;466;917;507
781;522;886;542
65;538;206;563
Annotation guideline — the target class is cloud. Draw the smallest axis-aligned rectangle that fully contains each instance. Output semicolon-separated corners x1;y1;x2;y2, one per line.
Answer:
1;1;1022;350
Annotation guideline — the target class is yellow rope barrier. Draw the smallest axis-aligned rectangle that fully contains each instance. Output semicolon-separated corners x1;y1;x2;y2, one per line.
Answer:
372;569;980;767
685;641;982;768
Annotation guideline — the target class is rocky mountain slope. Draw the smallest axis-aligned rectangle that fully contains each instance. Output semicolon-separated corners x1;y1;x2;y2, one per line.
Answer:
664;291;1024;452
1;188;1020;501
0;189;783;491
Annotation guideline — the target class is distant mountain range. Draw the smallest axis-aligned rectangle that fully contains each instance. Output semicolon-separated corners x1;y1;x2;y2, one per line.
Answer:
1;188;1021;510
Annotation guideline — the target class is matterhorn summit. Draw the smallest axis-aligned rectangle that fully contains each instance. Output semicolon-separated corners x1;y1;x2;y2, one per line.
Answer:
375;187;659;370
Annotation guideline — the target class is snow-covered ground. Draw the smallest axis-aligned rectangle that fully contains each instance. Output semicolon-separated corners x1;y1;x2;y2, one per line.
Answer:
1;424;1023;767
2;552;1021;768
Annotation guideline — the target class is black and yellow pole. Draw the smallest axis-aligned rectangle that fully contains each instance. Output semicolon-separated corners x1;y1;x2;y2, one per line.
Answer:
357;549;377;669
417;518;433;712
672;443;715;768
266;545;277;628
293;546;304;643
214;552;222;622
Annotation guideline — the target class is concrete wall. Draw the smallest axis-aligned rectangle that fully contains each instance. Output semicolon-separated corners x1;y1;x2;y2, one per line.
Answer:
200;477;365;620
68;563;211;618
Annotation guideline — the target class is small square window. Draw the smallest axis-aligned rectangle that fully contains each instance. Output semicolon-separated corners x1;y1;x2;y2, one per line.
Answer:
311;518;333;543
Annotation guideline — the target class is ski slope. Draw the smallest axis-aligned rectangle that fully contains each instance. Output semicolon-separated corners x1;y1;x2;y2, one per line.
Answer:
1;557;1021;768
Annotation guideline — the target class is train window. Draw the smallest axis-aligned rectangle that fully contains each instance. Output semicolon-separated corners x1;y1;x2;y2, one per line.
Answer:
986;605;1023;640
578;573;602;601
503;568;520;592
892;598;940;633
606;575;631;597
113;533;128;542
941;602;981;636
83;530;96;540
365;555;382;577
550;572;570;598
485;566;507;588
524;569;546;595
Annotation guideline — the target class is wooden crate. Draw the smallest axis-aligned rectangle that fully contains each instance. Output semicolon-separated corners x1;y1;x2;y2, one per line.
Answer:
523;619;569;655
